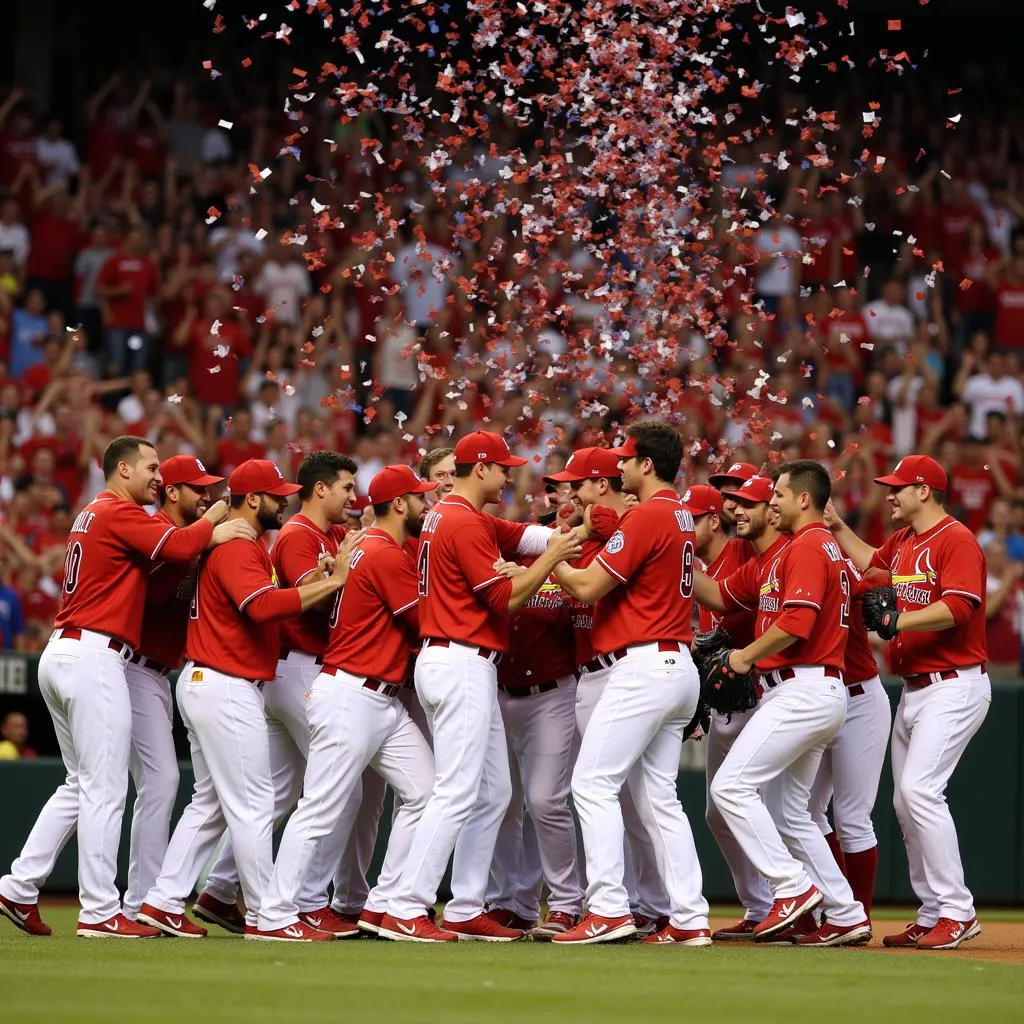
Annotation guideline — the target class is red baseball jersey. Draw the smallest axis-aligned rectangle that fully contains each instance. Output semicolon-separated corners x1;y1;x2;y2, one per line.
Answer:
273;513;347;656
591;490;697;655
869;516;987;675
722;525;849;673
137;509;198;670
699;537;756;647
326;528;420;684
186;538;300;680
844;559;880;685
416;496;526;652
569;505;622;667
500;558;576;688
54;491;214;649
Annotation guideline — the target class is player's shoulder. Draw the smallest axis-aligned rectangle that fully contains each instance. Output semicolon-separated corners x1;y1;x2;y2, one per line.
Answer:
934;516;980;546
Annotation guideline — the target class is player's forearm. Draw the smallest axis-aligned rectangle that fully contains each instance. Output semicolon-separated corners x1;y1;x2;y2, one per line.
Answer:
297;579;344;613
895;601;957;633
245;588;304;623
160;519;215;562
551;561;605;603
693;570;725;612
508;552;561;612
732;625;798;673
830;520;876;572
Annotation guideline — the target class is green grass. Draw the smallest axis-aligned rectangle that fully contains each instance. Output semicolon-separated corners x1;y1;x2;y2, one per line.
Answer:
2;908;1021;1024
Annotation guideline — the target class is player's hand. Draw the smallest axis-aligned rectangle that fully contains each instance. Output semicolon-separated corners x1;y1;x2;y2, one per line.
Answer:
493;559;526;578
727;649;753;675
545;527;583;565
360;505;375;529
332;528;366;587
621;493;639;509
822;499;843;532
202;499;230;525
210;518;257;546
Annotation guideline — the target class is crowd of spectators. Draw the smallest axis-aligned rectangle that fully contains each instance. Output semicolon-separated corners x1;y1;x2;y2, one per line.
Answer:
0;60;1021;669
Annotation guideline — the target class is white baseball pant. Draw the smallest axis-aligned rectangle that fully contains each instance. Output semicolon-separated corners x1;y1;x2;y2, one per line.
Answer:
810;676;891;852
122;661;180;920
572;644;709;929
387;642;511;923
144;664;274;927
575;664;671;920
199;654;356;914
705;708;773;921
260;668;434;930
710;669;866;927
0;631;132;923
487;676;583;918
329;767;388;916
891;668;990;924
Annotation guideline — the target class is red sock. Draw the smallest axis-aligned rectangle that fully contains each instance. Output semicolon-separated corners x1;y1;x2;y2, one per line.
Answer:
824;832;847;875
844;847;878;921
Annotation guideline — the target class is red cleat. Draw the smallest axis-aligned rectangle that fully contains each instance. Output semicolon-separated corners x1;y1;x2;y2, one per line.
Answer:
246;921;335;942
533;911;578;937
441;912;525;942
551;913;636;945
484;908;536;931
791;919;872;947
357;909;385;935
753;886;822;941
137;903;207;938
644;925;713;946
0;894;52;936
298;908;360;938
378;914;458;943
916;917;981;951
760;912;819;945
192;892;245;935
882;922;932;948
712;919;760;941
77;913;160;939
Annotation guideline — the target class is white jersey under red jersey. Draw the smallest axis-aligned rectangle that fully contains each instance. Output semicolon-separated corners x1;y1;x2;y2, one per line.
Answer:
54;490;213;649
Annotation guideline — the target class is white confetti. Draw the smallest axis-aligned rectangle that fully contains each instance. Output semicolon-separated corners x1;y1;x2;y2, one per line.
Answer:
218;119;233;129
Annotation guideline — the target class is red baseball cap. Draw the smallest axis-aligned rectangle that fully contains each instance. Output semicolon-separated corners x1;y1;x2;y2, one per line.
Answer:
680;484;723;516
722;475;776;505
453;430;527;468
874;455;948;491
228;459;302;497
708;461;760;488
368;465;437;505
607;435;639;458
544;447;622;484
160;455;223;488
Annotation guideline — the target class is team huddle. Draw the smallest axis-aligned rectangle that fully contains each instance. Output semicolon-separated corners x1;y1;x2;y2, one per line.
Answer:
0;421;991;949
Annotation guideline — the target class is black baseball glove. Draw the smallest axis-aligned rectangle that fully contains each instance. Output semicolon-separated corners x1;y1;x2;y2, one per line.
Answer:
699;647;759;716
683;699;712;741
861;585;899;640
691;625;733;669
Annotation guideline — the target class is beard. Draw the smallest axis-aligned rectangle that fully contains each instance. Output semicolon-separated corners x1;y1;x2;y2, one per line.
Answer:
406;510;424;538
256;497;284;531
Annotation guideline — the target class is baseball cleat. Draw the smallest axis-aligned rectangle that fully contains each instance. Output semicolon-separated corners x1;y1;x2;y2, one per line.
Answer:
644;925;713;946
192;892;246;934
882;922;932;948
137;903;207;938
484;908;537;931
753;886;822;940
298;908;360;938
916;917;981;951
378;914;458;943
760;912;819;945
77;913;160;939
0;894;52;936
441;913;525;942
533;911;578;938
245;921;335;942
632;914;664;938
357;909;385;935
551;913;637;945
791;919;872;947
712;919;760;941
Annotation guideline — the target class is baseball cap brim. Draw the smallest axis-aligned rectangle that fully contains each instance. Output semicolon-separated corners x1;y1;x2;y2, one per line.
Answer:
408;480;438;495
873;473;912;487
175;472;224;487
495;454;528;468
254;482;303;497
544;468;589;483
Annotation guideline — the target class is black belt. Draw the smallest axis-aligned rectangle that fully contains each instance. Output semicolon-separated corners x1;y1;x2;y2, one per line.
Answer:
58;627;130;656
758;665;843;690
130;652;171;676
422;638;502;665
903;665;984;690
847;683;865;698
321;664;403;698
594;641;685;669
498;680;560;698
577;657;604;675
279;648;324;665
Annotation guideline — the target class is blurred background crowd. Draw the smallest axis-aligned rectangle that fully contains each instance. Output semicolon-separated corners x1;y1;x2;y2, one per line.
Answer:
0;18;1022;672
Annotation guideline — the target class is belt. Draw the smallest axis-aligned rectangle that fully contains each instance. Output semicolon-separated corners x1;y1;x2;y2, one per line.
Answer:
187;661;262;686
595;640;684;669
321;664;403;698
847;683;865;698
422;638;503;665
903;666;984;690
57;627;130;656
578;657;605;675
759;665;843;690
130;652;171;676
498;680;560;698
279;648;324;665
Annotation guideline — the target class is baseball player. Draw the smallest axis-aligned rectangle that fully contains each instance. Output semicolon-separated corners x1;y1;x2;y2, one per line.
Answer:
808;558;891;924
381;430;581;942
548;445;672;935
0;436;248;939
484;550;584;936
682;481;774;939
122;455;225;924
261;465;439;939
193;452;365;937
550;422;710;947
138;459;348;941
697;462;869;946
827;454;990;951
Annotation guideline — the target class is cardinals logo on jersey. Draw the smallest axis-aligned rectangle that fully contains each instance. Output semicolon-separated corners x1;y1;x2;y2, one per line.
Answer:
758;557;782;613
891;549;937;606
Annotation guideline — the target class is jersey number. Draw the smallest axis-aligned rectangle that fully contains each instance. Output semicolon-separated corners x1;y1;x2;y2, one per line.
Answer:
680;540;695;598
839;569;851;629
417;541;431;598
63;542;83;595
